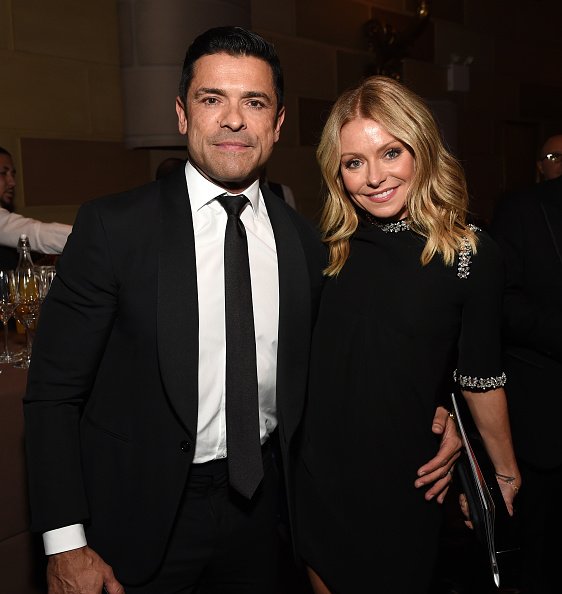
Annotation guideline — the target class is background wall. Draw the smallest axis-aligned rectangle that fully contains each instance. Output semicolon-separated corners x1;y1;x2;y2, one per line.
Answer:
0;0;143;224
1;1;562;592
253;0;562;221
1;0;562;222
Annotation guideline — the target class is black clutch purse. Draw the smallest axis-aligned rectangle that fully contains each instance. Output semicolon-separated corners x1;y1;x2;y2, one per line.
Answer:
451;393;519;588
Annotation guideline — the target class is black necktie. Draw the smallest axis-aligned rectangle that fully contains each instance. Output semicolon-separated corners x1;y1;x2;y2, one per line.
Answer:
216;193;263;499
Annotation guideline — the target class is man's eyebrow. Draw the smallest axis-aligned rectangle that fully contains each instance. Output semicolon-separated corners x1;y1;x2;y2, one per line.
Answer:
240;91;272;101
194;87;226;98
193;88;272;102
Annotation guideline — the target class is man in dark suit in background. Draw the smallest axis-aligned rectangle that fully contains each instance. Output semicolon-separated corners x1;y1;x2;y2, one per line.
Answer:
24;27;460;594
492;175;562;593
536;134;562;182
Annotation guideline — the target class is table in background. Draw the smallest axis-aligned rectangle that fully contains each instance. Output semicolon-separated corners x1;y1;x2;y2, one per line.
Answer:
0;331;46;593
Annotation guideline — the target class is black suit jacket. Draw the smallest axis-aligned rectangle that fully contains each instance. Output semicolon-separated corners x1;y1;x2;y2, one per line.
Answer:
491;176;562;469
24;168;326;584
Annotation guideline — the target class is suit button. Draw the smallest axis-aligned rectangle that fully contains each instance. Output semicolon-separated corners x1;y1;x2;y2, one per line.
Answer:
180;441;191;453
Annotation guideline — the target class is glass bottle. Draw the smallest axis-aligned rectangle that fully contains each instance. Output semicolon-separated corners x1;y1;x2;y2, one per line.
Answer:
14;234;39;367
15;235;33;333
16;234;34;274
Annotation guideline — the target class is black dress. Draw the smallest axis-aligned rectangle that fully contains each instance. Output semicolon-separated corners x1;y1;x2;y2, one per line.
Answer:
295;220;506;594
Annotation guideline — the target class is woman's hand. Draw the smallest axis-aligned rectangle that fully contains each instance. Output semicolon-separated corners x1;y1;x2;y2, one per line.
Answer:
459;492;472;529
458;471;520;533
495;472;521;516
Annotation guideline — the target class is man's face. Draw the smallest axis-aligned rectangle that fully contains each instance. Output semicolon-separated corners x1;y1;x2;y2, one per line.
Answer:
0;153;16;211
176;53;285;193
537;135;562;181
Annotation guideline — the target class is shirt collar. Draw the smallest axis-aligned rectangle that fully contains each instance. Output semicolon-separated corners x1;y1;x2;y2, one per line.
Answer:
185;161;261;216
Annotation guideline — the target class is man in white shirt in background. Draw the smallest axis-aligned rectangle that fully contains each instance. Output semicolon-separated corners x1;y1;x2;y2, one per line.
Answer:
0;147;71;257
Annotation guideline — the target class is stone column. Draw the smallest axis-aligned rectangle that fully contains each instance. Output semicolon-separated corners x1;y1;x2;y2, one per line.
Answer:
118;0;251;148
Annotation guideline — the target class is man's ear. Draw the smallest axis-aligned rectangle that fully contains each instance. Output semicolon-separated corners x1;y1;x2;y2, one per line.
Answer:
273;105;286;142
176;97;188;134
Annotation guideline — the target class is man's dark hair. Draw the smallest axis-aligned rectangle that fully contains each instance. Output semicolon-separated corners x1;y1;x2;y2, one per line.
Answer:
0;146;11;157
178;26;284;115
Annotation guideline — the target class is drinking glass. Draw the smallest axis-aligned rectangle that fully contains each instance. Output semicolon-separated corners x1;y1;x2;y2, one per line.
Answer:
0;269;18;363
35;265;56;303
13;267;40;369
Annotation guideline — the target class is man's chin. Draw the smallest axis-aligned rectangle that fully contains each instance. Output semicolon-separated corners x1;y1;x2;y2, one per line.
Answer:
203;168;261;193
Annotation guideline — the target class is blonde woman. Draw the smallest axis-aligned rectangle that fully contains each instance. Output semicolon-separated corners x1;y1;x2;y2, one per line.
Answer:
295;77;520;594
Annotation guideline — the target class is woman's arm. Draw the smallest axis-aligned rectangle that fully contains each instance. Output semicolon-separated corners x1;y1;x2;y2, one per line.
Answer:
462;387;520;514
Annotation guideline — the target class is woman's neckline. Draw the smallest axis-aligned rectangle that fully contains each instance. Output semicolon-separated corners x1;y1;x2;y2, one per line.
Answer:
363;212;411;233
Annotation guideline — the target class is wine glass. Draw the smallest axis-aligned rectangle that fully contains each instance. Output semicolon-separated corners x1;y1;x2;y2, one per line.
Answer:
0;269;18;364
35;265;56;303
13;267;40;369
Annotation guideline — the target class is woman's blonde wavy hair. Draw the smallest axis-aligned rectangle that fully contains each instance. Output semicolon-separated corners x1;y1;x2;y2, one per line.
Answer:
318;76;477;276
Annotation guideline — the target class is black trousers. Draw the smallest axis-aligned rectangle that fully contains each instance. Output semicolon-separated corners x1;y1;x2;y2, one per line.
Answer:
125;445;280;594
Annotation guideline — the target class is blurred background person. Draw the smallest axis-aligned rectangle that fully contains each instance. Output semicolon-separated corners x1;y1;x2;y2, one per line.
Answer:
0;146;16;212
0;147;71;268
536;134;562;182
261;170;297;209
492;173;562;594
155;157;185;180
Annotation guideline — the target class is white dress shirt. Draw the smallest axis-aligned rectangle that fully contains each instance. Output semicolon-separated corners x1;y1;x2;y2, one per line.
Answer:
188;162;279;461
0;207;71;254
43;163;279;555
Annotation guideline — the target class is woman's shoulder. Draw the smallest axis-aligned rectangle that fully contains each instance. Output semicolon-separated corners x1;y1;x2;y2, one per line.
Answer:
458;224;502;281
471;224;502;259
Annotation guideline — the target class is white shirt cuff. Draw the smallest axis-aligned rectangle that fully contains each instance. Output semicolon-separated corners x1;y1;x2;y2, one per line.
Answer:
43;524;87;555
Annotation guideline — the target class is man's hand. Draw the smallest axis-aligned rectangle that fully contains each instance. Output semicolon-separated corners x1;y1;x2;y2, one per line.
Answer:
47;546;124;594
415;406;462;503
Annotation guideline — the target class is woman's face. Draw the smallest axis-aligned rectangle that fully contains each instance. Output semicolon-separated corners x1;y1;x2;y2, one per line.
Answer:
339;117;414;221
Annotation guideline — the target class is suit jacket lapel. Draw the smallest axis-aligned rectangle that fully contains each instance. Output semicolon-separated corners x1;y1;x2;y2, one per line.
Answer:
262;188;312;447
157;169;199;438
156;180;315;445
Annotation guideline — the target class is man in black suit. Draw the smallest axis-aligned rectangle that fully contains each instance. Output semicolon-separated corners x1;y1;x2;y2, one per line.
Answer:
536;134;562;182
492;176;562;593
24;27;460;594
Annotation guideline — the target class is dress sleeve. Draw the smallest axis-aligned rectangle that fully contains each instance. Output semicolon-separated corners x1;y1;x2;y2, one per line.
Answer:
455;230;507;391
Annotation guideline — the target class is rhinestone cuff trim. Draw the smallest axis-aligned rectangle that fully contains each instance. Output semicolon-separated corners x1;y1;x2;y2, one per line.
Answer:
454;369;507;389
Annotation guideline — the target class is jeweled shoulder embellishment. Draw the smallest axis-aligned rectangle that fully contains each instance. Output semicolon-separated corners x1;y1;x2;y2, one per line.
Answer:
457;224;481;279
454;369;507;390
